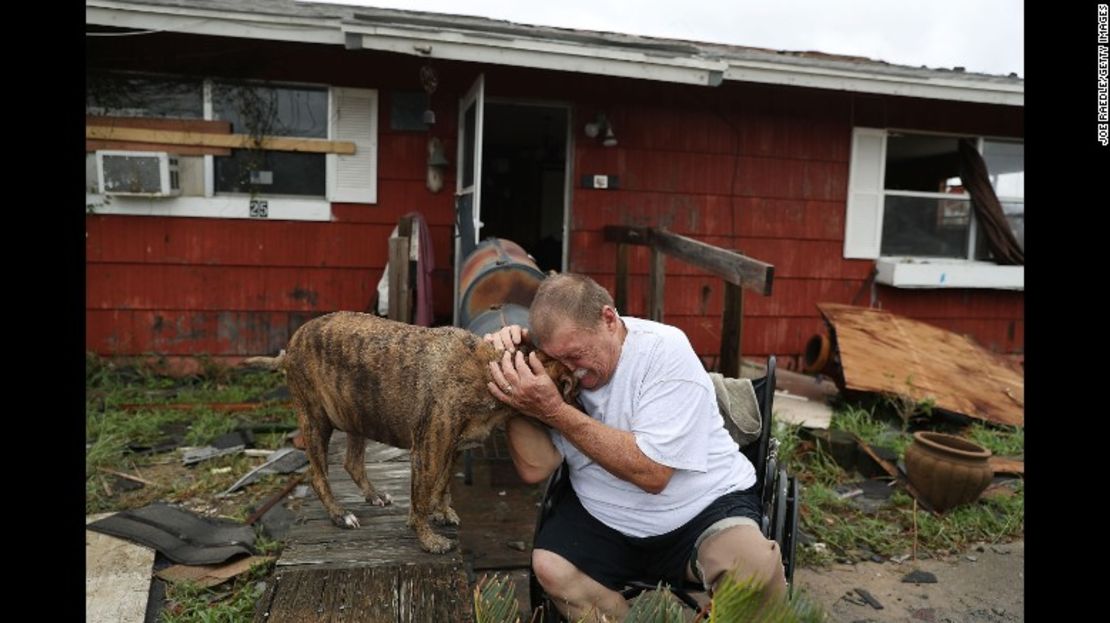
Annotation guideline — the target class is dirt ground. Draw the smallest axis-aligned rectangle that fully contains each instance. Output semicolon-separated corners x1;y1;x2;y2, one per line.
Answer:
793;541;1024;622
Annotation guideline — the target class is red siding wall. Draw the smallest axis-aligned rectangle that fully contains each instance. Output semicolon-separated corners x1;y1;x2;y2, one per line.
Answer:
86;33;1024;372
563;79;1023;370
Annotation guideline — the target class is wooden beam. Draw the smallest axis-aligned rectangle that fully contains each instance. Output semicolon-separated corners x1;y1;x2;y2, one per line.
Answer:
86;125;357;155
602;225;774;295
719;281;744;377
388;237;412;323
651;228;774;295
649;246;665;322
615;243;629;313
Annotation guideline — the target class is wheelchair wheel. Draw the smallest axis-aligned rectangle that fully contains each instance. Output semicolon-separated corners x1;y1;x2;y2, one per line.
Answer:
771;467;788;547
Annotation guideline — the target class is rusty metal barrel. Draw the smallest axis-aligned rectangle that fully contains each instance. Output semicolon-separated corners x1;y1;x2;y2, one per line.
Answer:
457;238;546;333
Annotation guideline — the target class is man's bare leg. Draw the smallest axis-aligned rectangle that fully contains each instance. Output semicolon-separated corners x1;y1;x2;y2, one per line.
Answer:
689;524;787;600
533;549;629;621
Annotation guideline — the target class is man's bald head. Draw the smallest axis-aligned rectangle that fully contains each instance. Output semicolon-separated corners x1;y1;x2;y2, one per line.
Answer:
529;273;614;348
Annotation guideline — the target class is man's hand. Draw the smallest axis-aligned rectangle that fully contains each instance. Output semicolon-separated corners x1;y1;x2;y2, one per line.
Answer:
488;350;564;422
483;325;529;353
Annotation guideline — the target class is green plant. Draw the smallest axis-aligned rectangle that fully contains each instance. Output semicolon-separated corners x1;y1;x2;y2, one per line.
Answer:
184;410;240;446
624;583;686;622
829;404;887;446
914;482;1024;551
253;532;283;557
880;375;936;431
967;423;1024;457
474;573;521;623
160;559;271;623
777;394;1024;567
706;573;824;623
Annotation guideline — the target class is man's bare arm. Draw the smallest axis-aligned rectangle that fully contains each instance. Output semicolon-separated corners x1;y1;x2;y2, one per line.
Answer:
543;402;675;494
504;416;563;484
483;333;666;493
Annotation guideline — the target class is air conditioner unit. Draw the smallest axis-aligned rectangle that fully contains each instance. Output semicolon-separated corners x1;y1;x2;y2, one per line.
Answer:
96;150;181;197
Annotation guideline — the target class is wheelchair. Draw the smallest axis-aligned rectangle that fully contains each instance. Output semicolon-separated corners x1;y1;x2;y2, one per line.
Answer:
528;356;799;620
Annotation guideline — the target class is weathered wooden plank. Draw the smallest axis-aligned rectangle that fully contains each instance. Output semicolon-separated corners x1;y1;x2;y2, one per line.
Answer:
719;281;744;378
652;229;773;295
262;433;471;621
257;567;319;623
388;236;411;322
280;532;461;567
86;125;357;155
649;246;665;322
602;225;774;295
260;561;470;622
353;566;399;623
398;562;472;621
615;243;629;313
818;303;1024;427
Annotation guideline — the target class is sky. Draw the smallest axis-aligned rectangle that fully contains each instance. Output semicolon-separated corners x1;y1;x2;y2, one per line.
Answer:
308;0;1024;77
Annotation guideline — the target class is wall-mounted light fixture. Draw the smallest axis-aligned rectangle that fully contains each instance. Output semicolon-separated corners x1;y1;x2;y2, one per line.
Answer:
583;113;618;147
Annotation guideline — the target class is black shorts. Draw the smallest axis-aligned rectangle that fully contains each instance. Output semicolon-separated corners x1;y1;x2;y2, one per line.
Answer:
533;483;763;591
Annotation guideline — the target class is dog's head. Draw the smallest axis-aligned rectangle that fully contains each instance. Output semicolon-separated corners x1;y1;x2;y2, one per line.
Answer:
530;348;580;403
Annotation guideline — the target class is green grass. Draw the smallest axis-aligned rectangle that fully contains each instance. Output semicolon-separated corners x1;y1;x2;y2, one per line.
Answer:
86;353;296;515
967;422;1024;457
827;402;910;456
160;558;274;623
775;401;1025;566
183;409;241;446
915;483;1024;551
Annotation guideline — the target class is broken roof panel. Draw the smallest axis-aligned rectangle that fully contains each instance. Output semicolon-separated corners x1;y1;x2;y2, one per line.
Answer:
86;0;1023;105
817;303;1023;427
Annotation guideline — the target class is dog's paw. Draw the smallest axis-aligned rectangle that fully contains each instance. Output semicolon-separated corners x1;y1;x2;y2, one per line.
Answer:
331;512;360;529
431;507;461;526
419;533;455;554
368;492;393;507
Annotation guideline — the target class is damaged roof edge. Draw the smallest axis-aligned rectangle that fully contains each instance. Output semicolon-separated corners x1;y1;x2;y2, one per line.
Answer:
341;24;727;87
86;1;1022;105
723;63;1022;106
85;4;347;47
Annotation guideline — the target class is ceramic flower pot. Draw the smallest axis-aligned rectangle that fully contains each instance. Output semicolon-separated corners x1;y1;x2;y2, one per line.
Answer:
904;432;993;512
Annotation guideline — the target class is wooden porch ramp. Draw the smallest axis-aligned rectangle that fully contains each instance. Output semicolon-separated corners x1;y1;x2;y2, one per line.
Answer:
253;434;472;622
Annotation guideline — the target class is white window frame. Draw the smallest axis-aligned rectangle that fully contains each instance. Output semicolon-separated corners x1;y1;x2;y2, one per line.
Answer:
86;74;378;222
845;127;1023;290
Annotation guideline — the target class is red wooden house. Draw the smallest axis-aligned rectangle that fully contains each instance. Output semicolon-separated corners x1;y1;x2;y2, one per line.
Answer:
85;1;1024;374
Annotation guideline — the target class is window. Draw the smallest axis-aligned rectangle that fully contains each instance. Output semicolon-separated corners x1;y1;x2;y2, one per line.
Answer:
982;139;1024;251
87;72;204;119
880;134;972;258
844;128;1024;289
212;82;328;197
85;71;377;220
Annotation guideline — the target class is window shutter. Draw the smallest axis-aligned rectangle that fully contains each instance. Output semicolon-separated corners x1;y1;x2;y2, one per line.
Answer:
843;128;886;259
327;87;378;204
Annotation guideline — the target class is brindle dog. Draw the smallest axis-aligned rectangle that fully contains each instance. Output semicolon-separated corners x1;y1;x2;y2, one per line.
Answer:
263;311;576;554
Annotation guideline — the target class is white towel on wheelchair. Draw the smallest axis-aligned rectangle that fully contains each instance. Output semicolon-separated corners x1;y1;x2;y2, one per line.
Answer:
708;373;762;448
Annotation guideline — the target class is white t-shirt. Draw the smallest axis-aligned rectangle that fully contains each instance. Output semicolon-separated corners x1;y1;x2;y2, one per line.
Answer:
549;316;756;537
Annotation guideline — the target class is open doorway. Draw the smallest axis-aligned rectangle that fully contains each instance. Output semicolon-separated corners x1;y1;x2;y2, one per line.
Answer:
478;102;569;272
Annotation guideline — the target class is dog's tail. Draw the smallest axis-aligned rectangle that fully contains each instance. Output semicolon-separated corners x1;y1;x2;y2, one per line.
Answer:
240;349;286;371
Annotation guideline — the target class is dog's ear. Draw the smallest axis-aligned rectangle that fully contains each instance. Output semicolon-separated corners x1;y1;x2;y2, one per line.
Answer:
534;350;579;402
558;372;579;401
